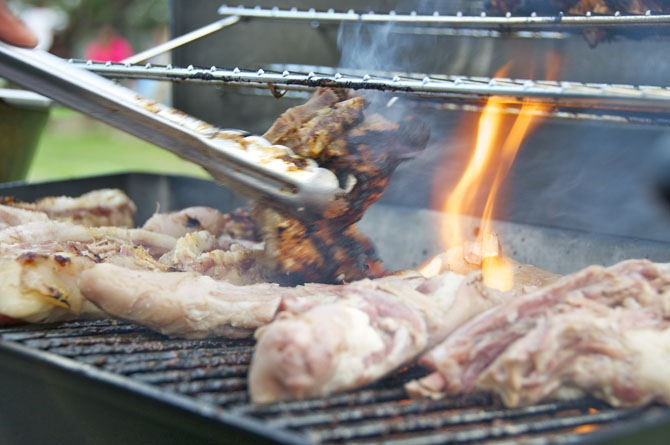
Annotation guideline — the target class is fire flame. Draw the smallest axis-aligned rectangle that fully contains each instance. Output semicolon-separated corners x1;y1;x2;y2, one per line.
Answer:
574;424;599;434
421;58;558;289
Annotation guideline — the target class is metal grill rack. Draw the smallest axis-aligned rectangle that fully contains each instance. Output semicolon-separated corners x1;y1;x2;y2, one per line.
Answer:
72;59;670;126
217;5;670;29
2;319;666;445
65;4;670;128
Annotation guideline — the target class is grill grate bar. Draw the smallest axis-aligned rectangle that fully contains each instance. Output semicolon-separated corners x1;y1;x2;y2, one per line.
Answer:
217;5;670;29
263;398;608;430
235;388;414;415
1;319;666;444
312;407;642;444
195;391;250;407
130;364;248;384
40;337;254;357
159;377;247;394
96;353;251;374
0;321;154;341
70;60;670;115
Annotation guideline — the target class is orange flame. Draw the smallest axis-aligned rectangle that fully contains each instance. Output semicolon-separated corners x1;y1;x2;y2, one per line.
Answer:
423;57;558;287
420;256;443;278
574;424;599;434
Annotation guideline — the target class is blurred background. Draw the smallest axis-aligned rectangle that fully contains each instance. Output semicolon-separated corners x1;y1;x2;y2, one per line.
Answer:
1;0;206;183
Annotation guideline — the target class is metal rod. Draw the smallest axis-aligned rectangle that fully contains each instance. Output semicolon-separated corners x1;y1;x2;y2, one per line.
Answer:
123;16;240;64
71;60;670;112
217;5;670;28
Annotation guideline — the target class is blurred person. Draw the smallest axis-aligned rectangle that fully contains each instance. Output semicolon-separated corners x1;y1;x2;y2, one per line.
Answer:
84;24;133;62
19;1;68;51
0;0;37;47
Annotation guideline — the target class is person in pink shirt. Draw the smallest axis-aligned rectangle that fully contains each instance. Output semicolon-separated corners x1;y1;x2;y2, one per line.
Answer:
84;24;133;62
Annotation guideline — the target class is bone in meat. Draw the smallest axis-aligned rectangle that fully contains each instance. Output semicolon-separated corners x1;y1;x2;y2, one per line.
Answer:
248;271;514;403
406;259;670;407
1;188;137;227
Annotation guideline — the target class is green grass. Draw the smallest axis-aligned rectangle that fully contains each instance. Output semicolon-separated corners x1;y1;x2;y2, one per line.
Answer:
27;106;211;182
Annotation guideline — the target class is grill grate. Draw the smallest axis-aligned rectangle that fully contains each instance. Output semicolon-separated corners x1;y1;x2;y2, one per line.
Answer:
216;5;670;29
1;319;666;444
71;60;670;119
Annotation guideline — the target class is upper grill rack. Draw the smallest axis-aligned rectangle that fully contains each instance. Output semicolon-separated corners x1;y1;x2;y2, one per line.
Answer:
73;59;670;121
218;5;670;29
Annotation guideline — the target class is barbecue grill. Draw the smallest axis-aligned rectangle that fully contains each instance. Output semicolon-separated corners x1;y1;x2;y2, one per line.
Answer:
2;174;670;444
3;0;670;443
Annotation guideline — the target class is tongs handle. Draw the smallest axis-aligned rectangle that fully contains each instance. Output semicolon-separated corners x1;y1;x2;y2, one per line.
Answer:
0;43;342;218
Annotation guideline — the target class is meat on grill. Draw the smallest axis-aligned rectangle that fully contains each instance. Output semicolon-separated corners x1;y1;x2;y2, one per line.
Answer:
248;271;514;403
143;206;259;241
157;230;265;285
0;238;168;324
0;220;177;258
1;188;137;228
79;263;286;338
406;259;670;407
258;88;429;285
0;204;50;229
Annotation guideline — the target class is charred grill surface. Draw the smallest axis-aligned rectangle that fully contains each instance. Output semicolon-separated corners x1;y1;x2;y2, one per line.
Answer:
1;319;667;444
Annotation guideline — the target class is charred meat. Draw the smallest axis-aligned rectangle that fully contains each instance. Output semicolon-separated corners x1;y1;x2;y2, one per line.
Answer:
259;89;429;284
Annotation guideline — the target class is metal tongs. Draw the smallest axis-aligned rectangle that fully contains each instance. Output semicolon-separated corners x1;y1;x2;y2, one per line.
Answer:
0;42;342;219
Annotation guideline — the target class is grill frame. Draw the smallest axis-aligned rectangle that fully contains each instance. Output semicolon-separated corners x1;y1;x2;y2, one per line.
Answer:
2;173;670;444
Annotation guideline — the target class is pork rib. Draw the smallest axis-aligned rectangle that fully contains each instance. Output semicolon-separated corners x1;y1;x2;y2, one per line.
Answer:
406;259;670;407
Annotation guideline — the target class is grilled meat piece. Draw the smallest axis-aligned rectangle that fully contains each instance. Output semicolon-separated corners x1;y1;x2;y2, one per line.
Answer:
0;220;177;258
79;263;346;338
0;240;167;324
0;204;50;229
248;271;514;403
143;206;260;240
252;205;385;285
487;0;521;14
1;189;137;227
158;231;265;285
406;259;670;407
79;266;423;340
263;88;354;146
259;89;429;284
